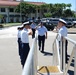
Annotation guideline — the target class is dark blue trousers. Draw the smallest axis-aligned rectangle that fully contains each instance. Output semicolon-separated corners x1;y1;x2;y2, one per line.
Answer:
21;43;30;67
18;38;22;57
59;40;68;63
32;29;35;38
38;35;45;52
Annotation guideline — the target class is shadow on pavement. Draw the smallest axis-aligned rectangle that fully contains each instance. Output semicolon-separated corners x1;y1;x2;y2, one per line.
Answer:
67;55;74;67
41;51;53;56
68;32;76;34
68;70;74;75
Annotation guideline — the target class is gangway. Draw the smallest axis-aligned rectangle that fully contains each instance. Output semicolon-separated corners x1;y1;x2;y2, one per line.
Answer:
22;33;76;75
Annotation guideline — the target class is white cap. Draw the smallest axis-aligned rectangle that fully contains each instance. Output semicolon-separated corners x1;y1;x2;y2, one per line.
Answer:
23;21;30;25
59;19;66;24
19;21;30;27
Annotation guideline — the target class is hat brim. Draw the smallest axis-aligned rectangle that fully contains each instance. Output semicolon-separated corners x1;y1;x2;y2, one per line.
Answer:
59;21;66;25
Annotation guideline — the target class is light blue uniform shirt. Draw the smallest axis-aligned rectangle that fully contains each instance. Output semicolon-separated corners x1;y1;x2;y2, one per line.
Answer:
30;23;36;29
37;26;47;36
58;26;67;41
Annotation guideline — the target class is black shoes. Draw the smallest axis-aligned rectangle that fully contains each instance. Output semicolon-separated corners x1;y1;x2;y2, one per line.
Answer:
39;47;44;53
41;50;44;53
39;47;41;50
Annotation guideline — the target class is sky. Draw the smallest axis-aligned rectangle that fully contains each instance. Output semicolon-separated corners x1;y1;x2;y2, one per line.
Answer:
23;0;76;11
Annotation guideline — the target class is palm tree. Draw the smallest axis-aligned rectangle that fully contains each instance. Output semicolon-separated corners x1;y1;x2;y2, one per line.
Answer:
62;3;66;10
67;4;71;9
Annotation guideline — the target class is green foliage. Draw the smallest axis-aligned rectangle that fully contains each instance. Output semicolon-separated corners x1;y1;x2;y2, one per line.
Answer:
15;2;36;14
66;4;71;9
73;13;76;17
63;9;74;17
0;15;3;19
15;2;74;18
44;13;52;17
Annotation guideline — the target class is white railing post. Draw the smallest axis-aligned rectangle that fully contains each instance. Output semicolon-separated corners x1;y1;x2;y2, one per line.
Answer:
33;37;37;75
31;58;34;75
63;47;74;75
60;37;66;72
53;41;55;65
52;34;58;65
60;39;63;71
74;45;76;75
56;39;60;66
63;38;66;73
22;37;37;75
53;42;57;65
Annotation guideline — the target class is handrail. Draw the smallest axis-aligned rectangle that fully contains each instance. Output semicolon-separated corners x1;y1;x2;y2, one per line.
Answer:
56;39;60;66
64;36;76;45
22;32;76;75
52;34;60;66
53;34;59;48
63;45;75;75
52;33;76;75
63;37;76;75
22;36;37;75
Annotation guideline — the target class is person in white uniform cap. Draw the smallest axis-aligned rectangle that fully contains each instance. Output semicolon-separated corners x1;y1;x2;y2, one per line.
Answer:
57;18;68;63
17;26;23;59
20;21;32;67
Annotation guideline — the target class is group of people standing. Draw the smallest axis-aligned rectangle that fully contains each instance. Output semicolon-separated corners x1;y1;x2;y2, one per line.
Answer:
17;21;32;67
17;21;48;68
17;18;68;68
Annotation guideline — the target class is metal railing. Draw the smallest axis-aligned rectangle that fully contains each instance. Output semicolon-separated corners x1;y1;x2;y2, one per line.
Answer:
53;33;76;75
53;34;60;66
22;36;37;75
22;32;76;75
63;37;76;75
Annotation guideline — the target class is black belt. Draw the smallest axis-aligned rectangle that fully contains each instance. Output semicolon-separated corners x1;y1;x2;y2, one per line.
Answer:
38;35;45;36
18;38;21;40
22;43;29;45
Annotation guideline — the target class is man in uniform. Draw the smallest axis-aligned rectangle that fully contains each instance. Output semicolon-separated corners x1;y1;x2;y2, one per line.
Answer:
30;21;36;39
17;26;23;58
36;22;47;53
20;21;32;67
57;19;68;63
